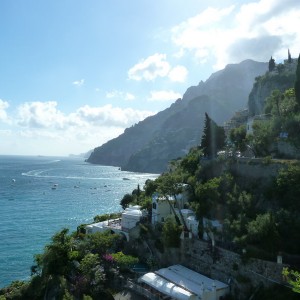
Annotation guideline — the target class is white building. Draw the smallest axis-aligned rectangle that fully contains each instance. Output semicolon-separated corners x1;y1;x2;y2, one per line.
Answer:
138;264;229;300
151;188;190;225
121;205;145;232
202;218;223;242
85;219;121;234
186;214;200;237
85;205;145;241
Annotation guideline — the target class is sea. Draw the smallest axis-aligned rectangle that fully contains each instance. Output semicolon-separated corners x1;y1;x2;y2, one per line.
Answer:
0;155;158;288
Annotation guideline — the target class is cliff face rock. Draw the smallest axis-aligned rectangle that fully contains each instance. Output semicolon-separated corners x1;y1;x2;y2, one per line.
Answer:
248;60;297;116
87;60;268;173
86;99;184;167
248;73;296;116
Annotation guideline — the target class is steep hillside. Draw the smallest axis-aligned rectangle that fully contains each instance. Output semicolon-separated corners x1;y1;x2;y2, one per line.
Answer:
87;59;268;173
248;59;297;116
248;72;296;116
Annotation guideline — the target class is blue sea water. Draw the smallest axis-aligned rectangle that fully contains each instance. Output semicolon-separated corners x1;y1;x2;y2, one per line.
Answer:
0;155;157;288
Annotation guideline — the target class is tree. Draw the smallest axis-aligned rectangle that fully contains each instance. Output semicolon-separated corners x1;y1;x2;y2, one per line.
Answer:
277;63;285;74
132;184;141;203
295;54;300;107
200;113;225;157
274;165;300;211
248;119;274;156
229;125;247;152
193;178;221;219
246;213;279;253
179;147;202;175
79;253;100;278
157;172;188;229
144;179;158;197
162;217;182;247
111;251;138;270
120;193;134;209
265;89;298;118
288;49;292;64
86;231;119;256
269;56;275;72
283;268;300;294
35;228;72;277
265;89;282;116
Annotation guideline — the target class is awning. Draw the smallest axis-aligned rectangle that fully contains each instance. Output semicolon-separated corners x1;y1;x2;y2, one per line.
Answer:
138;272;197;300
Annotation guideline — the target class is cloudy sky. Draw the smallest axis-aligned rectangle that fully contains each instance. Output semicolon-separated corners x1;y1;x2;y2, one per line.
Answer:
0;0;299;156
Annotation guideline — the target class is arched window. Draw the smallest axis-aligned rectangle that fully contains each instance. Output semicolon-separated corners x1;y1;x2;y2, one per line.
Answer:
152;203;157;209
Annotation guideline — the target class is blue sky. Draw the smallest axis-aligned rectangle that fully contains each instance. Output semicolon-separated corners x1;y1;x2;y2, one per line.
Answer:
1;0;300;156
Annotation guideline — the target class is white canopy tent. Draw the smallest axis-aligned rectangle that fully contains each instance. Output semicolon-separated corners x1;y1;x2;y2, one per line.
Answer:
138;272;197;300
138;265;229;300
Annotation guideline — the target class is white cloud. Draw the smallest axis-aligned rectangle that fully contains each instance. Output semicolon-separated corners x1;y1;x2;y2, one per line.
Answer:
4;101;155;156
171;6;235;58
17;101;66;129
124;93;135;101
168;65;188;82
106;90;135;101
76;104;153;127
171;0;300;69
0;129;11;136
128;53;188;83
72;79;85;87
128;53;171;81
0;99;10;122
148;90;182;102
16;101;153;129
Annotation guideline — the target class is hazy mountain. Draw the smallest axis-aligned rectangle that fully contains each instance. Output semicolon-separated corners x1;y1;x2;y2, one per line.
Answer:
87;59;268;173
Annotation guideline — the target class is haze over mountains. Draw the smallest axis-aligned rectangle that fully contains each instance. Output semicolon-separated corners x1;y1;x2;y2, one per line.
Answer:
87;59;268;173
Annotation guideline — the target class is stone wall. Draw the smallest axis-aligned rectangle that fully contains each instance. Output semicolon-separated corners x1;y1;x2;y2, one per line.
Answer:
277;141;300;159
230;158;287;184
179;239;287;299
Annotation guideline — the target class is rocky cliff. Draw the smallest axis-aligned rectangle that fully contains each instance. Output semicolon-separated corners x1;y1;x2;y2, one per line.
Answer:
87;59;268;173
248;60;297;116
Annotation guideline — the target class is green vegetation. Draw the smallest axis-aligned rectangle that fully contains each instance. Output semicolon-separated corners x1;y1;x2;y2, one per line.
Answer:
229;124;247;152
162;217;182;247
93;213;121;223
111;252;138;271
0;227;137;299
254;284;300;300
2;59;300;299
247;87;300;155
283;268;300;294
201;112;225;157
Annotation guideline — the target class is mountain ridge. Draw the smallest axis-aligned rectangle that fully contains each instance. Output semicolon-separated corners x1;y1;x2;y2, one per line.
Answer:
87;59;268;173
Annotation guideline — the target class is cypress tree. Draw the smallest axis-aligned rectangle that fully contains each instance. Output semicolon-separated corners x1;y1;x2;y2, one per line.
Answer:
269;56;275;72
288;49;292;63
200;113;225;157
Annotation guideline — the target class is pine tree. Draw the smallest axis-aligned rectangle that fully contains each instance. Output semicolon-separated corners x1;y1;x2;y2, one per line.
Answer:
200;113;225;157
295;54;300;107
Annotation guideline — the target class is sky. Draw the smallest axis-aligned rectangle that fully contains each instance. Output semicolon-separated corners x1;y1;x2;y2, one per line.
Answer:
0;0;300;156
